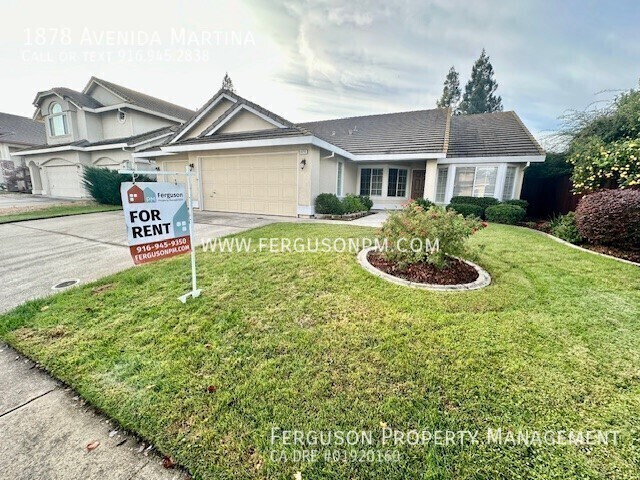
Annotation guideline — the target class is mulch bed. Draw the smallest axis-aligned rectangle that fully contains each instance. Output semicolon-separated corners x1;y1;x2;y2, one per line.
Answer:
581;244;640;263
522;221;640;264
368;252;479;285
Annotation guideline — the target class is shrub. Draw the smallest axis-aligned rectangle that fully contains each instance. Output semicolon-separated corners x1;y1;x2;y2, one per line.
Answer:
358;195;373;211
503;199;529;211
449;196;500;209
315;193;344;215
82;166;155;205
447;203;484;219
379;203;483;269
485;204;526;224
575;189;640;249
413;198;434;210
550;212;583;244
341;194;366;214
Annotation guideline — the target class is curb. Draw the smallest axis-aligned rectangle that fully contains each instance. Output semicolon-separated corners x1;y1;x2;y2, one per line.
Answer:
357;247;492;292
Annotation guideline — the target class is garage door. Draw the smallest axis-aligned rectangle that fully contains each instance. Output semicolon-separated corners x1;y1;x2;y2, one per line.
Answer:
201;153;298;216
46;165;81;197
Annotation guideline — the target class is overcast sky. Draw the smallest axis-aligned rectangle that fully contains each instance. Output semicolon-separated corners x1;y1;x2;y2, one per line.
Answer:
2;0;638;145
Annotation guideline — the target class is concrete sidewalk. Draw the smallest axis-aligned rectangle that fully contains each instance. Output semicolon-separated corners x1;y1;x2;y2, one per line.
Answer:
0;344;185;480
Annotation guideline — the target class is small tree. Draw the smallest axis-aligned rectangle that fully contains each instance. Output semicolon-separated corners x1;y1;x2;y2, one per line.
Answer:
221;72;235;92
82;166;155;205
436;66;461;110
458;49;503;114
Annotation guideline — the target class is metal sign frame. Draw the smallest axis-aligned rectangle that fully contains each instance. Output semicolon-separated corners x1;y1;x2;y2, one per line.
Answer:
119;166;201;303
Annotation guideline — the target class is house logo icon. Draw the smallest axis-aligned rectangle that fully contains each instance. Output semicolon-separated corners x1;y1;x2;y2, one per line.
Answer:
172;202;190;235
143;187;156;203
127;185;145;204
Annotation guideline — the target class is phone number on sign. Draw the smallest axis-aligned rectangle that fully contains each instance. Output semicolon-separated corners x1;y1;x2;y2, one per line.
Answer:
270;449;401;463
135;237;189;253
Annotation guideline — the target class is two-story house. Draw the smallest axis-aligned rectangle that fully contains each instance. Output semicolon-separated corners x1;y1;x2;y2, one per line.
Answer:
0;112;45;191
15;77;194;198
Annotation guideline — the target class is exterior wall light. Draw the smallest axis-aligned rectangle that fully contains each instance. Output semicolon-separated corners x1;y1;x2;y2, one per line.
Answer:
300;159;306;170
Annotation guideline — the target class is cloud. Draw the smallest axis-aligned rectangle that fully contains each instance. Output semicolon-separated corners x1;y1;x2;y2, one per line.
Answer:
245;0;640;138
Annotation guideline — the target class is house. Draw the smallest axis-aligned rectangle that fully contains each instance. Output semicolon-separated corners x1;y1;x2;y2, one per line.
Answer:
0;112;46;191
15;77;194;198
134;89;545;217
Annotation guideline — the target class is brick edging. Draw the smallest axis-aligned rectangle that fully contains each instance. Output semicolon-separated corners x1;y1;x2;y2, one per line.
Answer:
357;247;492;292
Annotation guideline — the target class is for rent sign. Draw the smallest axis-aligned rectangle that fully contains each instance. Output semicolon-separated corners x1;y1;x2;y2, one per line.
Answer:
121;182;192;265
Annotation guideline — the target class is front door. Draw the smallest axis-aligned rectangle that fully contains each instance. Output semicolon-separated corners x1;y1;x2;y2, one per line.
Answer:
410;170;425;200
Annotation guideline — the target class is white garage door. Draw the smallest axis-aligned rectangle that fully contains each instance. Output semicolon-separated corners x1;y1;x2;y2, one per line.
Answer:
46;165;81;197
201;153;298;216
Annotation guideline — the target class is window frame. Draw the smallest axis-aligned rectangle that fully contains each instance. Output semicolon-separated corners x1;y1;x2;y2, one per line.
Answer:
387;168;408;197
359;167;384;196
435;166;449;203
452;165;499;199
502;165;517;201
48;102;69;137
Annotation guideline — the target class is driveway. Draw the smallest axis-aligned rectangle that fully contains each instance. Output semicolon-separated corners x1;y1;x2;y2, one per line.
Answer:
0;192;77;214
0;210;275;313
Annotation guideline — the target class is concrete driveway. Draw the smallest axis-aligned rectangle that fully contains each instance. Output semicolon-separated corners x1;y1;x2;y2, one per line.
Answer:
0;192;77;214
0;210;276;313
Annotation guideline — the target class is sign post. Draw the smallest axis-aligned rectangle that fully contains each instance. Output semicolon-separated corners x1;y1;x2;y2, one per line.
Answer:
119;166;201;303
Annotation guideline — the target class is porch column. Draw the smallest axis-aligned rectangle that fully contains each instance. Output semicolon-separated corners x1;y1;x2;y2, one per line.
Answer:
423;159;438;202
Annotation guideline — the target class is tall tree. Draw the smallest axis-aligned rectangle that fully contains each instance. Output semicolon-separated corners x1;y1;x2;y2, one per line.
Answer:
221;72;235;92
458;49;503;114
436;66;461;110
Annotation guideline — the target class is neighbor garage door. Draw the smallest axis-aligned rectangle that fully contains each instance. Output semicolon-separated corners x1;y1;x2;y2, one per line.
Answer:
201;153;297;216
46;165;81;197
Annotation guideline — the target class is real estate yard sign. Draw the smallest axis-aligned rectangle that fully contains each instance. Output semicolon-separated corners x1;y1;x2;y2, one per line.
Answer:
121;182;191;265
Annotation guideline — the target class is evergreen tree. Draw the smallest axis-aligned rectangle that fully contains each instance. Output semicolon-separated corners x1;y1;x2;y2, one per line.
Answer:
436;66;461;110
458;49;503;114
221;72;235;92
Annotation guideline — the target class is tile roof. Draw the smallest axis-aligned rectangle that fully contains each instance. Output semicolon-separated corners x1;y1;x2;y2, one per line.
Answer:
447;111;544;157
0;112;46;146
89;78;195;120
298;109;450;155
176;127;306;145
44;88;104;109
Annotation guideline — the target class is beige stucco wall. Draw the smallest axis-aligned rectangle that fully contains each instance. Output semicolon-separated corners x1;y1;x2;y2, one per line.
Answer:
185;99;234;139
86;84;124;106
343;160;358;195
217;110;277;134
319;154;337;194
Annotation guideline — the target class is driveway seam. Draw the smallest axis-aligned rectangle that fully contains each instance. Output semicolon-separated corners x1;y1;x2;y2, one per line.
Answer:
0;387;57;419
12;223;128;248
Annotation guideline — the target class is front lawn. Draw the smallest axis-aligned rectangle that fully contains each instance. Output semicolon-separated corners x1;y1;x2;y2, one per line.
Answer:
1;223;639;479
0;202;121;224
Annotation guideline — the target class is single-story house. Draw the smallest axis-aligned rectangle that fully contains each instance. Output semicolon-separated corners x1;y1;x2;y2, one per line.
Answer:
0;112;46;191
136;89;544;217
15;77;194;198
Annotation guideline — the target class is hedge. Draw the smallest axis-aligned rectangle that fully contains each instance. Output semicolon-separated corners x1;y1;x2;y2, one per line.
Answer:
485;204;526;224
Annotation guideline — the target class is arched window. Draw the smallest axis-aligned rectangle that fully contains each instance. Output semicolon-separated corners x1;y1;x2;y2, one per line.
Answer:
49;102;69;136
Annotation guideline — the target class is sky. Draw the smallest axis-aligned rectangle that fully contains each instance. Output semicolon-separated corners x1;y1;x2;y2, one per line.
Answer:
1;0;639;147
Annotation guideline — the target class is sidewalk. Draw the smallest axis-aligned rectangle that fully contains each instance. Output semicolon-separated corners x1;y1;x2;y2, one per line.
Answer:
0;343;185;480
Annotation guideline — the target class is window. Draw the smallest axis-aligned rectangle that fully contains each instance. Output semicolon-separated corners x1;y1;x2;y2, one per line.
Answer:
435;166;449;203
336;161;344;196
453;166;498;198
452;167;475;197
387;168;408;197
360;168;383;196
502;166;517;201
48;103;69;136
472;166;498;197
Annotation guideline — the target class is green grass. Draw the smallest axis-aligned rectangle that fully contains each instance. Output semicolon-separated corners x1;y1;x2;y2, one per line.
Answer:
1;223;639;479
0;202;121;223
